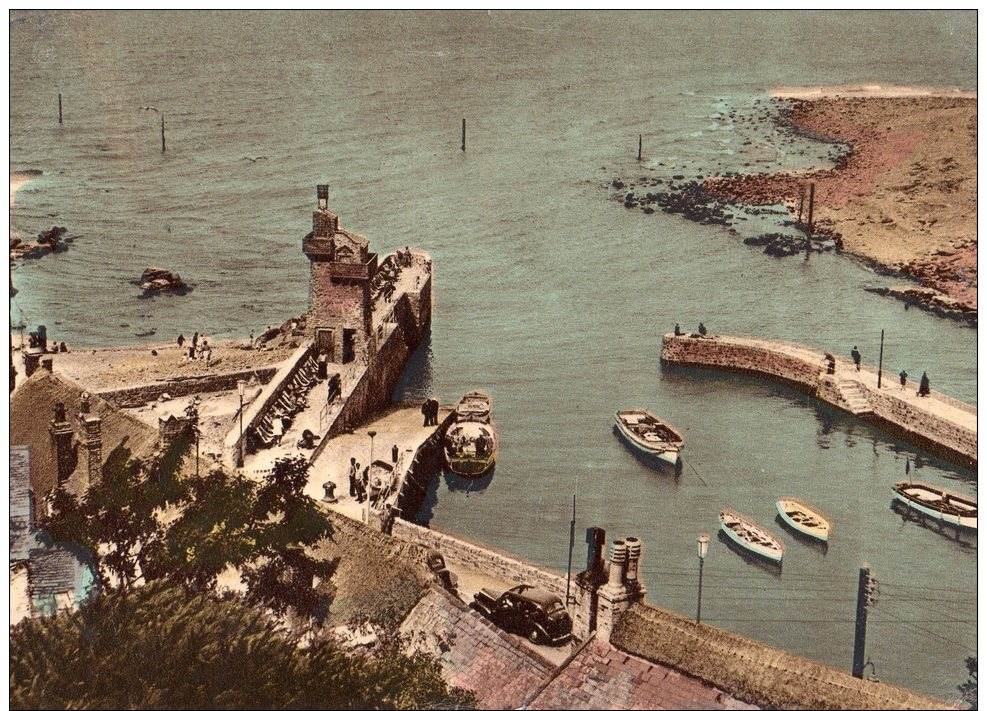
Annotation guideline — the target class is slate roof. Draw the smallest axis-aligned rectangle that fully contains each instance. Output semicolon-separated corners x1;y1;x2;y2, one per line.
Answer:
10;446;34;560
528;638;755;710
400;586;555;709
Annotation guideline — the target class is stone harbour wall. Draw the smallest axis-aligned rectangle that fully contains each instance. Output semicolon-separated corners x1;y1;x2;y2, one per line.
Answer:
661;333;976;469
97;366;278;408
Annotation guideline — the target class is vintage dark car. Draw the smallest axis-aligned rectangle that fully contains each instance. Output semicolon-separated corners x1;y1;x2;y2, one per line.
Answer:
471;584;572;645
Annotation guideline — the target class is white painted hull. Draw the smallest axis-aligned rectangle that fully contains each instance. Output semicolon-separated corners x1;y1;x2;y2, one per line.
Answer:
720;511;784;564
613;413;682;465
893;488;977;532
775;499;831;542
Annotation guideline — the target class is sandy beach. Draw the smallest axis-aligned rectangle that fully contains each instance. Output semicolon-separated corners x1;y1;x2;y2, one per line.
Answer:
705;85;977;315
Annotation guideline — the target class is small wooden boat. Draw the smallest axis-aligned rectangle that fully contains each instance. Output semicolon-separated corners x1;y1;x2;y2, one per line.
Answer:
444;391;498;478
613;409;684;465
776;498;832;543
719;508;785;564
892;481;977;532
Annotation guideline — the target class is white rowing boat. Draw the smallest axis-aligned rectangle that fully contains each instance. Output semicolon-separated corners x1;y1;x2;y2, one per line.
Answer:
893;481;977;532
613;409;684;465
776;497;832;543
719;508;785;564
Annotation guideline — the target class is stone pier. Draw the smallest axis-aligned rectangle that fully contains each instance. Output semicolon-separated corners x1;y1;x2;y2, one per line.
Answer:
660;333;976;469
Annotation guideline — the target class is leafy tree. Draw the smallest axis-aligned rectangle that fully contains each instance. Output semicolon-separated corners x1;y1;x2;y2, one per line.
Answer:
959;656;977;709
10;583;475;710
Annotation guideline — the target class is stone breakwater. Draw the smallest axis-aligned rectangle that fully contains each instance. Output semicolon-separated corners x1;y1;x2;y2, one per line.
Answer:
660;333;976;470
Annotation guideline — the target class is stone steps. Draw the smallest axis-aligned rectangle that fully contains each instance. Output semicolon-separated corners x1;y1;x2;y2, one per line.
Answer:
837;380;872;415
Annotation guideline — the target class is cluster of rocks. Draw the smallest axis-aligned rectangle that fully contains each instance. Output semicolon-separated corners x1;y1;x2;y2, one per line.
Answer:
614;178;734;227
864;286;977;326
135;267;191;296
10;226;76;260
743;232;841;258
255;314;307;349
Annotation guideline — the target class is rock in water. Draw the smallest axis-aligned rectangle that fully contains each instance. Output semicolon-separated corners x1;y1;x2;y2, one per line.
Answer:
137;266;190;295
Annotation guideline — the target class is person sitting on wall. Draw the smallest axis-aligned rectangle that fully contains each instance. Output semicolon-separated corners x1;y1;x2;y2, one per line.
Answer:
674;323;682;336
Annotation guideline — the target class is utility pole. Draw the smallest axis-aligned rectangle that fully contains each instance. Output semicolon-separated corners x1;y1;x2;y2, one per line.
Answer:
852;564;877;678
565;494;576;606
877;329;885;388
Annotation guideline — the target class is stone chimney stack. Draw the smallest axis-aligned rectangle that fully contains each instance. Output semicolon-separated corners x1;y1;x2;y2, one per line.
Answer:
593;534;648;643
77;410;103;486
48;402;75;486
606;538;628;588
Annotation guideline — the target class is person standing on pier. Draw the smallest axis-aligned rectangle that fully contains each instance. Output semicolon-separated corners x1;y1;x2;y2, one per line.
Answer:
698;322;707;336
348;457;359;497
851;346;861;371
899;370;908;389
919;372;931;397
177;333;185;348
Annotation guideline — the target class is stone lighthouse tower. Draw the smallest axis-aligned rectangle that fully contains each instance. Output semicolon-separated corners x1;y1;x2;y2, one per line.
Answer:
302;185;377;363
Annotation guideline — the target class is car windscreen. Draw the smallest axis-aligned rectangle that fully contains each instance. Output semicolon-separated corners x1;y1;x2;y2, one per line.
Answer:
544;601;566;620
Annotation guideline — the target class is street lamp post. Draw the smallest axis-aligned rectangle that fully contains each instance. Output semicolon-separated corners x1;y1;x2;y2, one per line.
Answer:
236;380;246;468
366;430;377;524
696;533;709;624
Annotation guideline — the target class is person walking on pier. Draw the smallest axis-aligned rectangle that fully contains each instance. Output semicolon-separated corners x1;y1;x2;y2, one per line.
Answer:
851;346;861;371
918;371;931;397
899;370;908;389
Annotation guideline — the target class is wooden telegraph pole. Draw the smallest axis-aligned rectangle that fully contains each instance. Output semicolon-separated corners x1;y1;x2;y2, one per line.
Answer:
877;329;885;388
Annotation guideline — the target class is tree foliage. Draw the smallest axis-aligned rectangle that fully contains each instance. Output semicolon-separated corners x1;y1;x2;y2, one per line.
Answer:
40;441;333;619
10;583;474;710
959;656;977;709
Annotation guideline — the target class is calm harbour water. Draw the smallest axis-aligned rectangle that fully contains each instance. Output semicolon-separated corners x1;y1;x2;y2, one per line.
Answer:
10;11;977;701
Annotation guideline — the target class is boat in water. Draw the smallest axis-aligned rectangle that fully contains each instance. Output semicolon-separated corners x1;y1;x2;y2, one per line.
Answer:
719;508;785;564
892;481;977;532
613;409;684;465
444;391;498;478
776;498;832;543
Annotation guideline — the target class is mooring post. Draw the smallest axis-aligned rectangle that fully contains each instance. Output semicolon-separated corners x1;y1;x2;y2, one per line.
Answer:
161;114;166;153
877;329;885;388
565;494;576;606
58;93;62;125
852;564;872;678
637;134;642;162
806;182;815;233
461;118;466;152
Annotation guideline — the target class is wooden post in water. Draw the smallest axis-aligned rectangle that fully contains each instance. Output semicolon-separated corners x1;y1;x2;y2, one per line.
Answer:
58;93;62;125
161;114;166;153
460;118;466;152
565;494;576;606
806;182;815;233
877;329;885;388
637;134;642;162
852;564;872;678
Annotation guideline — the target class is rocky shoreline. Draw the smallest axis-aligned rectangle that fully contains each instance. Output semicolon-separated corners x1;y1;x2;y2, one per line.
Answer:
612;88;977;325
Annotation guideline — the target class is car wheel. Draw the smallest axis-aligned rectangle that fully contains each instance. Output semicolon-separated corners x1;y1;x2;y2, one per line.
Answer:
528;628;540;644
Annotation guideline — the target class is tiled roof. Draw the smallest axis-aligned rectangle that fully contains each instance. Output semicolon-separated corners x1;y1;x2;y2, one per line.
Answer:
400;586;555;709
528;638;755;710
28;547;82;598
10;446;33;556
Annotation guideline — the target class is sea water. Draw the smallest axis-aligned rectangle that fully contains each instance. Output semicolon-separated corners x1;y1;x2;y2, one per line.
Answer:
9;11;977;701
